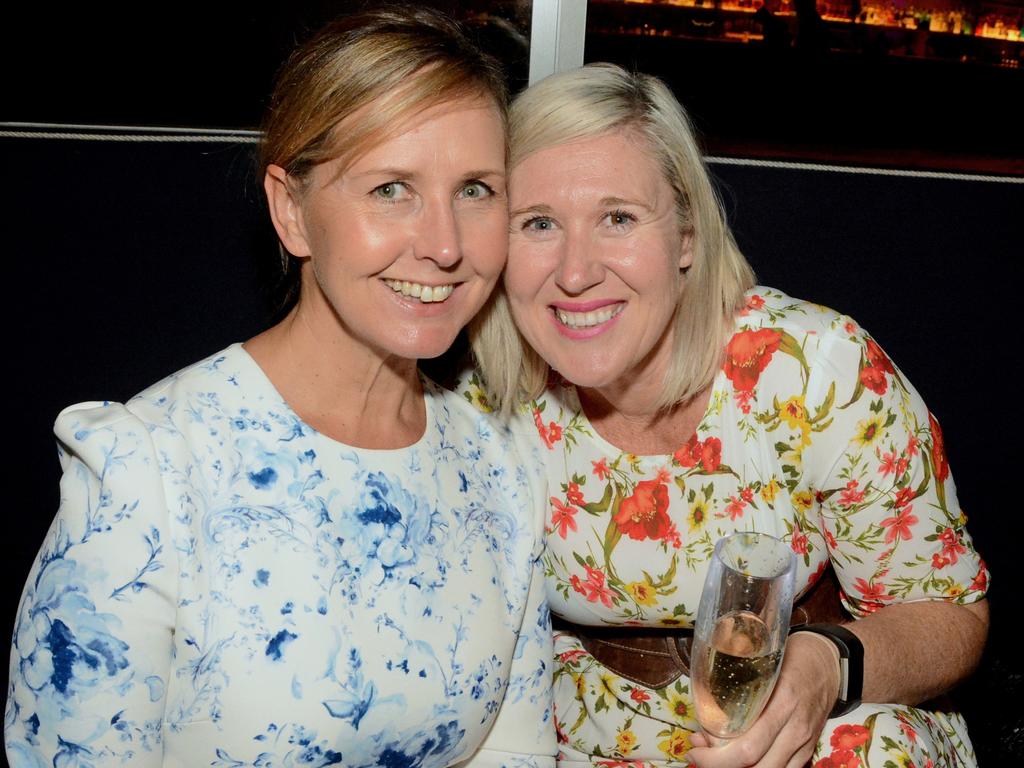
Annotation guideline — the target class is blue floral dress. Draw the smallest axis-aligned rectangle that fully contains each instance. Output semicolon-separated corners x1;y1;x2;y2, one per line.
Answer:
5;344;555;768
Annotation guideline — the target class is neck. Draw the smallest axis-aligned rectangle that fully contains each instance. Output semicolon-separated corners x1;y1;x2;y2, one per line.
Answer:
244;298;425;449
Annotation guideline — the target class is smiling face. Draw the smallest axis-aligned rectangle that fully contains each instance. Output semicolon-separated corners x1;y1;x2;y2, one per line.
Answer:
505;130;693;395
266;97;507;363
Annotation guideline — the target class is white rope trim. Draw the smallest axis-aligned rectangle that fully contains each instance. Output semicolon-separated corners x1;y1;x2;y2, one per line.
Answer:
706;155;1023;184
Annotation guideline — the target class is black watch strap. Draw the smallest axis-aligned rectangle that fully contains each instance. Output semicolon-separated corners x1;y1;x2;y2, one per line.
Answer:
791;622;864;718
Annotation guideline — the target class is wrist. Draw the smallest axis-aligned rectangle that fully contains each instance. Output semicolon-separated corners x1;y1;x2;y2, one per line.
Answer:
790;623;864;718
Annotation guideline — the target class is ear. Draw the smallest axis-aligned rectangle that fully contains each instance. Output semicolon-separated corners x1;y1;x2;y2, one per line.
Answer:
264;164;312;258
679;231;695;271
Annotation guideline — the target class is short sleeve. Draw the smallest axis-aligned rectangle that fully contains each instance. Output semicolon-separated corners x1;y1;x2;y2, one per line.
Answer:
803;324;988;617
5;403;177;767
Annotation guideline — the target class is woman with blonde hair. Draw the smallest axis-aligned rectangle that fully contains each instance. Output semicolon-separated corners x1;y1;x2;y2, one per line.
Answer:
6;7;554;766
469;62;988;767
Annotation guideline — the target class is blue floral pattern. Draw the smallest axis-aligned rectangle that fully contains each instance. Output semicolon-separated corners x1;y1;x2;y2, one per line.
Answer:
6;344;555;767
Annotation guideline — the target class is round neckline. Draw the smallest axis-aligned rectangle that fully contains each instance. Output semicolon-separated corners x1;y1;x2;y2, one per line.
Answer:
229;342;435;453
561;367;727;462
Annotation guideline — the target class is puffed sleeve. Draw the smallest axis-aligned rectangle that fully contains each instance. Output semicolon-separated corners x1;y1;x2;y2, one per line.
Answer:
803;323;988;617
458;412;556;768
5;403;177;767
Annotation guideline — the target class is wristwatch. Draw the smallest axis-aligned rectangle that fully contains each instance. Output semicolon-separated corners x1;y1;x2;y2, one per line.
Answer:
791;622;864;718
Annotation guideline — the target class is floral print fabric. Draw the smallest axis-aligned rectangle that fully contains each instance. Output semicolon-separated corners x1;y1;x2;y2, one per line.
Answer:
6;344;556;768
502;288;988;766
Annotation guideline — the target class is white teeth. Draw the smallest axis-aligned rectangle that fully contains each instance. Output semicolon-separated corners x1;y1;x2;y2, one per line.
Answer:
383;279;454;303
555;304;624;329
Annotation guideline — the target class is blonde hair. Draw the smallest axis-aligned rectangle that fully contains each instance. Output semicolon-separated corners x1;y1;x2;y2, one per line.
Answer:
470;63;754;414
260;5;508;305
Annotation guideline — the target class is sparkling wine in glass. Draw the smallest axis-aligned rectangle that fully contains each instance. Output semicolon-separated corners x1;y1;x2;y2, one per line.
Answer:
691;531;797;742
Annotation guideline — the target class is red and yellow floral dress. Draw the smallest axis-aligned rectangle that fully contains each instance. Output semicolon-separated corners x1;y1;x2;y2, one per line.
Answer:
503;288;989;768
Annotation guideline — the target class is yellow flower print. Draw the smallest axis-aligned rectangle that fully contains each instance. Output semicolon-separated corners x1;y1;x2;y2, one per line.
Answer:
626;580;658;607
599;672;618;698
658;727;692;760
465;383;493;413
616;729;638;754
761;477;781;505
780;395;812;447
666;690;691;722
853;413;887;449
688;498;709;532
792;490;814;513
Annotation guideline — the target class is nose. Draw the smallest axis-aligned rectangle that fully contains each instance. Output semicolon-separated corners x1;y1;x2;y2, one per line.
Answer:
554;230;603;295
413;197;461;269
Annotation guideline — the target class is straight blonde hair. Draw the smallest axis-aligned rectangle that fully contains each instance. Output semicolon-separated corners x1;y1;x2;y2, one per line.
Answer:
470;63;755;414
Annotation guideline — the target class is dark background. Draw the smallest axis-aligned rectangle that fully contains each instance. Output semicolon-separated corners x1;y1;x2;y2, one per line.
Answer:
3;2;1021;764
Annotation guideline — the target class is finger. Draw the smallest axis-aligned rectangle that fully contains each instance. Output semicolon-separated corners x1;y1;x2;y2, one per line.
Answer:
690;731;710;748
687;730;772;768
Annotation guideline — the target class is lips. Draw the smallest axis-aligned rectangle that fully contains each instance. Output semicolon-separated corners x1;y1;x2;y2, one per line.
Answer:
382;278;455;303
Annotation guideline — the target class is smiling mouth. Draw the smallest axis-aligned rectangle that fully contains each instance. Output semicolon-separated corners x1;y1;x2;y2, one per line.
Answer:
554;304;625;329
383;279;455;303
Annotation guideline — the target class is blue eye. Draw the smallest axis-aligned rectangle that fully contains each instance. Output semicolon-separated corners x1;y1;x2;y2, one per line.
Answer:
373;181;409;201
522;216;555;232
459;181;494;200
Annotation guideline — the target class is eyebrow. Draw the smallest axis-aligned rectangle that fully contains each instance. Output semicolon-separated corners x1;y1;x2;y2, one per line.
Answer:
347;167;506;181
600;195;654;211
510;203;554;218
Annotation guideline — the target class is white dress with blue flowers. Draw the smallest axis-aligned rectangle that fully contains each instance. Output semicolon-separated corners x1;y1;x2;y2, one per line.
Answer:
5;344;555;768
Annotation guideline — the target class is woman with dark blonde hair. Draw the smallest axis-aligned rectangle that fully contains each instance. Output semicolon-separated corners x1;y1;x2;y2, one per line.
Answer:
6;8;554;766
469;63;988;768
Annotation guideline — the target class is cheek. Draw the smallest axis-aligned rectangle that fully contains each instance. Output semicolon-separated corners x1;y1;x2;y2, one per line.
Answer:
463;213;509;277
505;242;551;300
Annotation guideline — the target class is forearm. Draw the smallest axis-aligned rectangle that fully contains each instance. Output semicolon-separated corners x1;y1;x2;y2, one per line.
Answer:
846;598;989;705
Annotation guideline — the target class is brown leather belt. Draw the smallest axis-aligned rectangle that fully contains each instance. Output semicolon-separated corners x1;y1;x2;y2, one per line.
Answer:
552;567;849;689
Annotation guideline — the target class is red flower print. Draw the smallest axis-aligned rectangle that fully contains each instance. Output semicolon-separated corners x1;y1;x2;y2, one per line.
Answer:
831;724;870;751
854;577;894;605
630;687;651;703
701;437;722;472
878;450;898;476
859;364;888;395
557;649;588;663
592;458;611;480
893;487;915;509
673;434;700;468
666;521;682;549
748;294;765;310
844;321;857;334
928;412;949;483
939;527;967;564
791;529;809;555
723;328;783;393
865;339;894;373
740;486;754;504
570;574;585;596
533;408;564;450
615;478;672;541
825;528;838;549
734;388;754;414
550;497;578;539
932;553;950;569
880;506;918;544
724;495;746;521
580;565;615;608
838;480;865;508
816;749;861;768
566;482;585;507
970;563;988;592
906;434;920;457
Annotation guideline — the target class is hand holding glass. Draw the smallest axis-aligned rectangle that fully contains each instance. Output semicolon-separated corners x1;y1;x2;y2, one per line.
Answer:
691;532;797;742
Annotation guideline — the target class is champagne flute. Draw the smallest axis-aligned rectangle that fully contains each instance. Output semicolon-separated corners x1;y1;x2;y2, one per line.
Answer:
691;531;797;743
